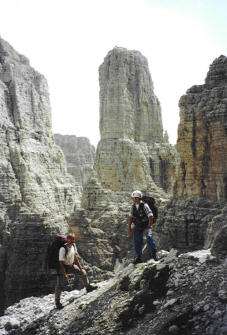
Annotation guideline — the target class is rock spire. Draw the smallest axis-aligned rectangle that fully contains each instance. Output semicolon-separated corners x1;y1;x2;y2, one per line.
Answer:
99;47;163;143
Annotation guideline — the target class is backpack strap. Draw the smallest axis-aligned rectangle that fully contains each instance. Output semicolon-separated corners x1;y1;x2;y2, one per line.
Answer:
63;243;76;257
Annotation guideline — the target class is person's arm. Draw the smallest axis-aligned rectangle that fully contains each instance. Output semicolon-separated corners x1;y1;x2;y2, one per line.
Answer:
59;247;68;281
59;261;68;281
148;215;153;228
74;253;83;270
144;204;153;234
128;216;133;236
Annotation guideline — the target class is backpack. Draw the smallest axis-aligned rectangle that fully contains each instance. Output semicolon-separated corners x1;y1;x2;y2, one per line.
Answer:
141;195;158;223
46;234;68;269
132;202;149;229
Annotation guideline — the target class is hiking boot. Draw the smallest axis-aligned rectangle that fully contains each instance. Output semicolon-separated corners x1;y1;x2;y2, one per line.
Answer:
55;300;63;309
133;256;142;264
151;253;158;261
86;284;97;293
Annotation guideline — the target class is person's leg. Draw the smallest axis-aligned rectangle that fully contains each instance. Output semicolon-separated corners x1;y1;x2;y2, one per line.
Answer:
72;264;89;287
145;228;157;260
133;229;143;263
71;265;97;292
55;274;63;308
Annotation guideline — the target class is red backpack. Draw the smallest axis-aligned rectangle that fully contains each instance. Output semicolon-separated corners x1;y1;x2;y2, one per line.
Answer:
46;235;68;269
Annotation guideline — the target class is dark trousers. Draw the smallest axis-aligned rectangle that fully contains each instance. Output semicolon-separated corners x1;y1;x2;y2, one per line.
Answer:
133;228;157;257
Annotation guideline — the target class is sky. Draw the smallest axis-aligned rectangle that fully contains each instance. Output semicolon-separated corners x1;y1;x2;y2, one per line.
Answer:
0;0;226;147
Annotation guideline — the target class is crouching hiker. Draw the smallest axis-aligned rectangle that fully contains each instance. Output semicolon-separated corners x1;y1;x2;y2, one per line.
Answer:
55;233;97;309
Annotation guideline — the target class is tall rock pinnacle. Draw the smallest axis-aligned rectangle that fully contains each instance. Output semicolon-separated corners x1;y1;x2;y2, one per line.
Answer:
93;47;176;193
99;47;163;143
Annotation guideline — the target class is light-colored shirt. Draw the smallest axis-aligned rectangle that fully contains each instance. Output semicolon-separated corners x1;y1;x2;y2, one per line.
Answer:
59;244;78;266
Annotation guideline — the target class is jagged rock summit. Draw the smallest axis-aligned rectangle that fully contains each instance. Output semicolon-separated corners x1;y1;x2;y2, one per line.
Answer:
54;134;95;186
0;37;80;313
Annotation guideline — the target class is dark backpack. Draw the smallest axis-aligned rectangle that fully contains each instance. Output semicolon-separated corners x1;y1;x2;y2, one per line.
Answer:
132;202;149;229
141;195;158;223
46;234;68;269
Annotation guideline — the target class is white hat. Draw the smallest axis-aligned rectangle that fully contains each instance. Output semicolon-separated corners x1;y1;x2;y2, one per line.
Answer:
131;190;142;198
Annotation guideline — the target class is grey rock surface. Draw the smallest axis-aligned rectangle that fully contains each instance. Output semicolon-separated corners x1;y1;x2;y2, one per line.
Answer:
1;250;226;335
96;47;178;193
99;47;163;143
0;37;81;313
67;47;178;282
156;56;227;253
54;134;95;186
175;55;227;202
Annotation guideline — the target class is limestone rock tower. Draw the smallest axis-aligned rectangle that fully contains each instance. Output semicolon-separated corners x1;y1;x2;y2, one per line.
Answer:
93;47;177;194
69;48;177;278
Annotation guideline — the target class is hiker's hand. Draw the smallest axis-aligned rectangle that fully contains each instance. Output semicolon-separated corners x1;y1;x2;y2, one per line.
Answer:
128;228;132;236
144;227;150;235
63;274;68;281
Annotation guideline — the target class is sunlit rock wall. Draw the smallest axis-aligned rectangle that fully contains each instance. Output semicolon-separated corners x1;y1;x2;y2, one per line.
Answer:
0;37;80;313
156;56;227;253
175;55;227;202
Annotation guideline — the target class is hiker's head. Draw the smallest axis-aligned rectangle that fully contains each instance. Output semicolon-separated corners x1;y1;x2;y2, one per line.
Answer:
67;233;75;244
131;190;142;204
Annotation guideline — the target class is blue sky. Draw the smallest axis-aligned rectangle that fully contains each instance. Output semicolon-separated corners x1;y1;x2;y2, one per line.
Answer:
0;0;226;146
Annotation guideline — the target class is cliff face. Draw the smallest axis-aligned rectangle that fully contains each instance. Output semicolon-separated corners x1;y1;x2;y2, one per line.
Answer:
175;55;227;202
0;37;80;313
156;56;227;253
68;48;178;280
54;134;95;186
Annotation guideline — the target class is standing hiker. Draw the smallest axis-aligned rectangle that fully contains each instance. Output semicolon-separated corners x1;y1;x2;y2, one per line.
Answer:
128;190;157;264
55;233;96;309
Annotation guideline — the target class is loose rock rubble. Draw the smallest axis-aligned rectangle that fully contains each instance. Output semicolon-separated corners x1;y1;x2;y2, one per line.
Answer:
1;249;226;335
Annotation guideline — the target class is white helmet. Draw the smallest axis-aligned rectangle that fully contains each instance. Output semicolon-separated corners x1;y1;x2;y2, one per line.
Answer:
131;190;142;199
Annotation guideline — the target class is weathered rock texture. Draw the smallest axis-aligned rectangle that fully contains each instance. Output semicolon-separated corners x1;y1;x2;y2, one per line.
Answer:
68;47;178;280
156;56;227;253
0;37;80;314
54;134;95;186
96;47;177;193
175;55;227;202
1;250;227;335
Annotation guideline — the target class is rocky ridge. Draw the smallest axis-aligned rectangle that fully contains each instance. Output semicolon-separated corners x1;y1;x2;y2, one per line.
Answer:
1;250;227;335
54;134;95;186
0;37;80;313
